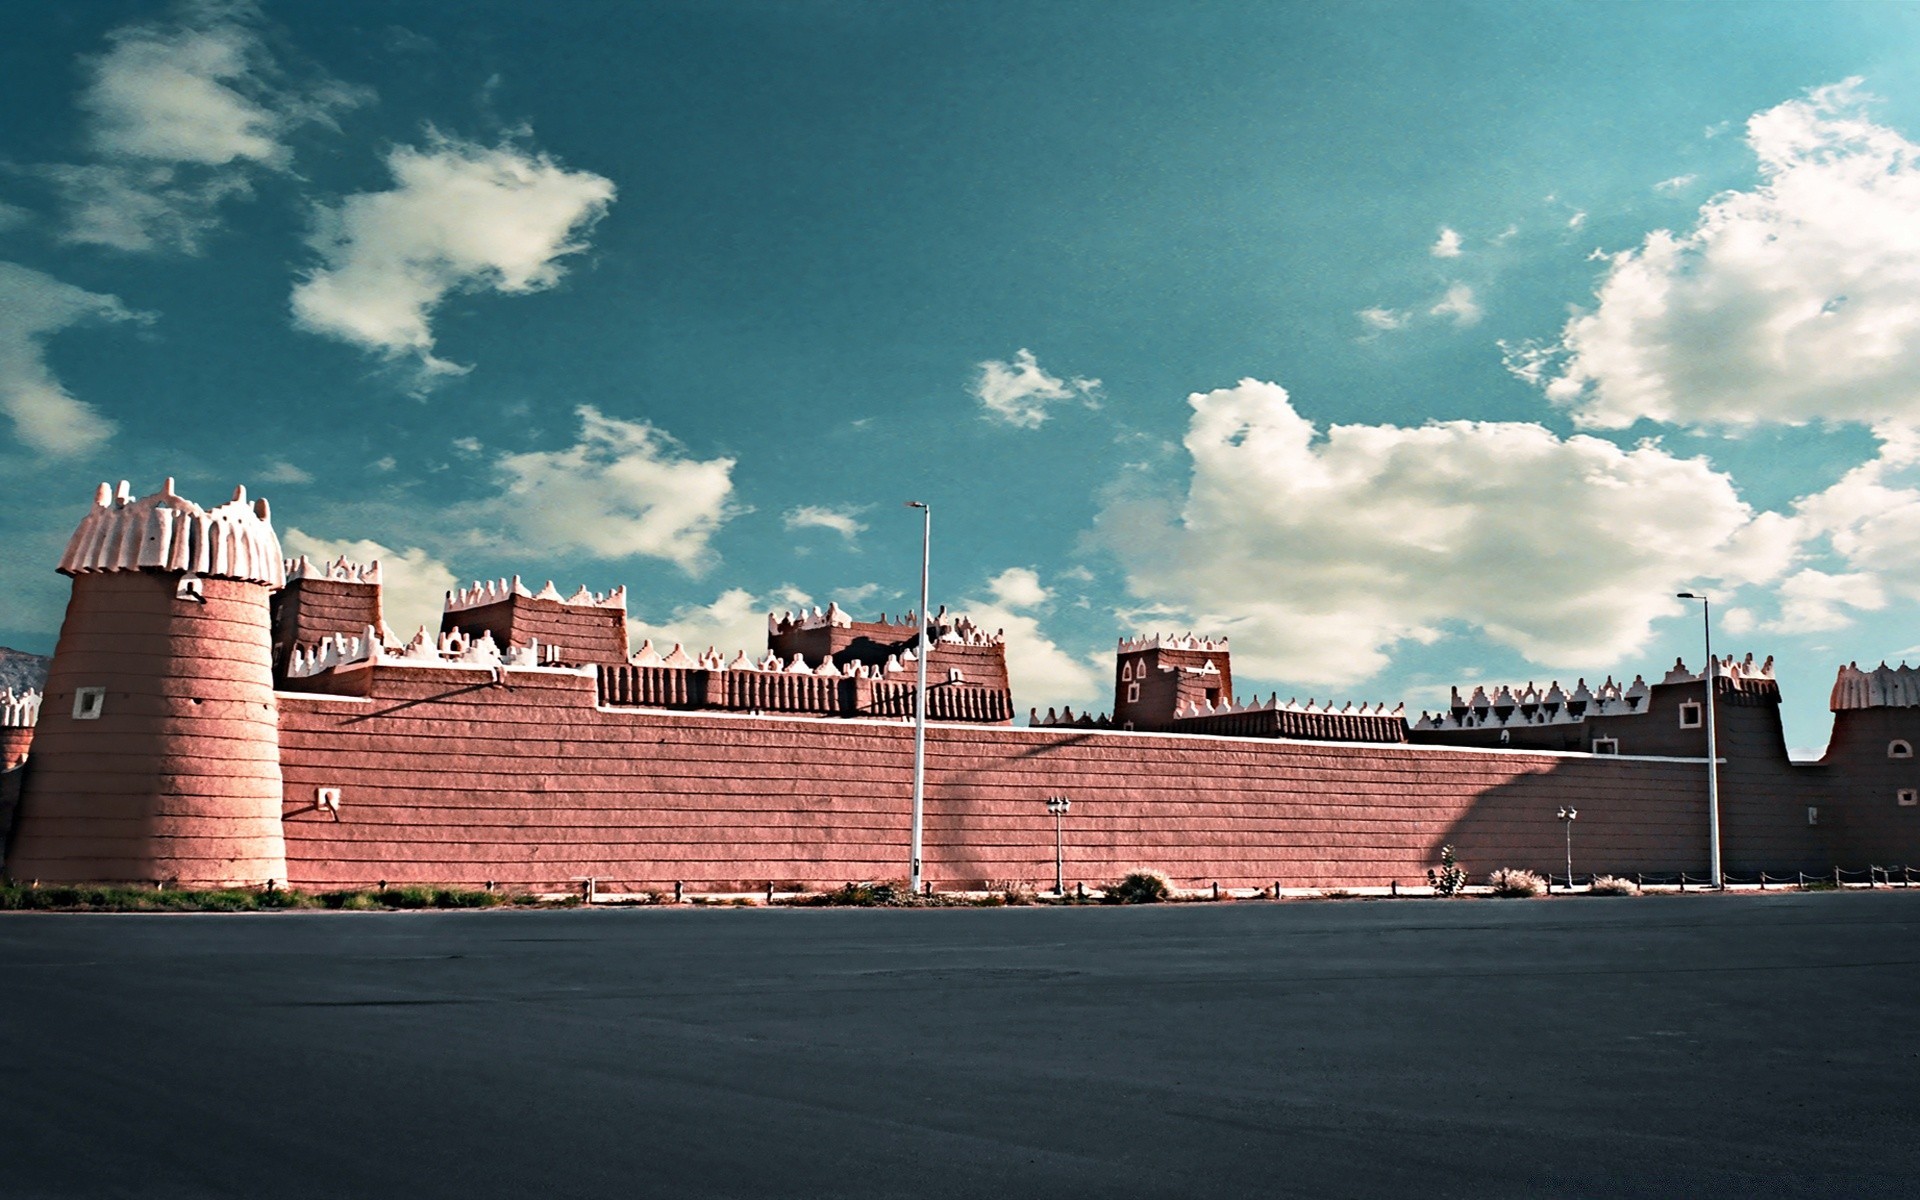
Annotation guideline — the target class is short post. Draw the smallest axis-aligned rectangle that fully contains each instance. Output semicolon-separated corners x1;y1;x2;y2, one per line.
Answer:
1076;881;1085;900
1758;872;1767;890
1273;880;1281;899
584;876;596;904
766;880;775;903
1211;881;1219;901
674;880;683;903
1835;865;1842;888
1390;880;1398;897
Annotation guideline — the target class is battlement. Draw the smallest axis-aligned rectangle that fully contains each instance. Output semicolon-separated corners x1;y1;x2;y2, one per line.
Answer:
60;479;283;587
287;625;571;679
769;605;1005;646
1;687;40;728
285;554;381;585
1118;633;1228;654
445;576;627;614
1832;661;1920;710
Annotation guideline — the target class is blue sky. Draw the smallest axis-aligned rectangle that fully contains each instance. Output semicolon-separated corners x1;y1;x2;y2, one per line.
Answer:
5;0;1920;754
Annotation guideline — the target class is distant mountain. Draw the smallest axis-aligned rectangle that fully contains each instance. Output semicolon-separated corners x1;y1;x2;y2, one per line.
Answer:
0;647;50;693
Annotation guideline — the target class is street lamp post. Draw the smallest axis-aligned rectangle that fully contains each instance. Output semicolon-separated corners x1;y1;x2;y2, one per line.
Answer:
1676;591;1723;888
906;501;931;896
1046;796;1071;894
1557;806;1577;889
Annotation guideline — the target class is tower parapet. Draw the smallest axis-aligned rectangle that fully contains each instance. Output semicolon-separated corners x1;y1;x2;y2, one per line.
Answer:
441;576;629;667
7;480;289;887
1831;661;1920;710
1113;633;1232;732
272;554;385;681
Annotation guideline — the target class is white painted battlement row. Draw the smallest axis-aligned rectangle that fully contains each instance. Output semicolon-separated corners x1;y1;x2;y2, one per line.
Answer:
286;625;566;678
285;554;382;584
1178;695;1402;720
60;479;284;587
444;575;626;613
1832;661;1920;711
1;687;41;728
766;604;1006;645
630;640;926;679
1118;633;1229;654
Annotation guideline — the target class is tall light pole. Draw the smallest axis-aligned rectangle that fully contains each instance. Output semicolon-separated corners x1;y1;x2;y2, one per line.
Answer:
1557;806;1577;888
1047;795;1071;894
1676;592;1722;888
906;501;931;895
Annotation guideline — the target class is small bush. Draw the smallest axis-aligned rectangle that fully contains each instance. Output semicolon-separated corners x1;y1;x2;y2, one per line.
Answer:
1427;844;1469;897
1588;875;1635;896
1103;869;1173;904
1486;867;1545;898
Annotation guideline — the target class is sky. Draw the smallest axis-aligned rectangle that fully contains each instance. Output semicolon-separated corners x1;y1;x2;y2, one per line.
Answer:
4;0;1920;755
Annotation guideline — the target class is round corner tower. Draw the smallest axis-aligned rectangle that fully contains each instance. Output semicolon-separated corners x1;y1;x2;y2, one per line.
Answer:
5;479;289;887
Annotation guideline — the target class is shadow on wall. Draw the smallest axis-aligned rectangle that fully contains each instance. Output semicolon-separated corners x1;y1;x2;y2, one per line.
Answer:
1438;752;1837;882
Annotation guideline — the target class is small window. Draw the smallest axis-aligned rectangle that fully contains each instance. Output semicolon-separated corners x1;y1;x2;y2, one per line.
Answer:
317;787;342;813
175;575;204;602
1121;661;1133;682
1126;682;1140;703
72;687;105;720
1891;740;1913;760
1900;790;1918;808
1808;805;1821;826
1592;737;1619;755
1678;701;1702;729
1122;721;1135;731
948;667;964;683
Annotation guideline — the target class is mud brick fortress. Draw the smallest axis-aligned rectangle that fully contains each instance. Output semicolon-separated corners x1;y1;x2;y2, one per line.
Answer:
3;478;1919;894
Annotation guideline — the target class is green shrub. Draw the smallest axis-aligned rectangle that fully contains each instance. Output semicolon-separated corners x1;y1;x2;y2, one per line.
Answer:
1588;875;1635;896
1427;844;1468;897
1103;869;1173;904
1486;867;1545;897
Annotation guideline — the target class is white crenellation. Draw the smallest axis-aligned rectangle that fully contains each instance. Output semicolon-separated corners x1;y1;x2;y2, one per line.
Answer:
60;479;285;587
766;603;1004;645
1118;632;1229;654
1174;694;1403;721
284;554;382;585
1831;661;1920;710
1;686;42;727
446;575;626;613
286;625;572;678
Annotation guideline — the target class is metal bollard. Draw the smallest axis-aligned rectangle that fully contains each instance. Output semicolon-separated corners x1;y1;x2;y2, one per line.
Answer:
1835;865;1842;888
1274;881;1281;899
584;877;595;904
1212;881;1220;901
1076;881;1085;900
766;881;775;903
1390;880;1398;897
674;880;683;903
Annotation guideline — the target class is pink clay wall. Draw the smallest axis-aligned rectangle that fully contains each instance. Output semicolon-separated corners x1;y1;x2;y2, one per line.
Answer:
9;572;287;886
277;661;1721;893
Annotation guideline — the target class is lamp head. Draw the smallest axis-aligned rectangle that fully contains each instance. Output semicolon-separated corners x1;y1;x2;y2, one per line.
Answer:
905;500;927;509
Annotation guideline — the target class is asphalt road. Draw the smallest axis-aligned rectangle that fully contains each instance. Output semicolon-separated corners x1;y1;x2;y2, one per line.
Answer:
3;893;1917;1199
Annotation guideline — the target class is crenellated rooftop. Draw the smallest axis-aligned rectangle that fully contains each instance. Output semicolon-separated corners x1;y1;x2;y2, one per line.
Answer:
1119;633;1229;654
1;686;40;728
444;576;627;613
285;554;381;584
1831;661;1920;710
60;479;284;587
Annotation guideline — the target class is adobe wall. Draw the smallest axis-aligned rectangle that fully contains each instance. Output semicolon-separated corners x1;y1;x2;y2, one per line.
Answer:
1818;708;1920;865
275;662;1745;894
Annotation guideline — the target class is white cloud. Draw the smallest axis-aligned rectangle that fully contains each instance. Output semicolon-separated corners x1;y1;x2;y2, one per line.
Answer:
783;504;867;542
471;405;736;573
1356;306;1408;332
291;135;615;382
1431;227;1463;258
0;262;150;455
281;529;458;638
1654;174;1698;194
627;585;810;658
1428;283;1482;327
1094;379;1795;688
973;348;1101;428
258;459;312;484
957;567;1106;708
48;6;366;253
1774;425;1920;631
1526;80;1920;430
